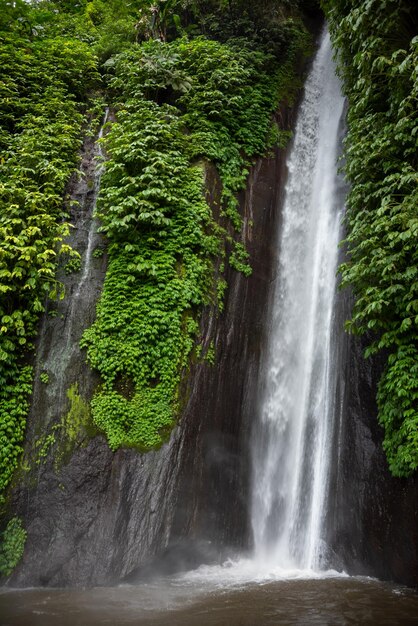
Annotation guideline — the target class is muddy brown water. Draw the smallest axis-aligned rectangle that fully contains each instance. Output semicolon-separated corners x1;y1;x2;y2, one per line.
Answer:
1;575;418;626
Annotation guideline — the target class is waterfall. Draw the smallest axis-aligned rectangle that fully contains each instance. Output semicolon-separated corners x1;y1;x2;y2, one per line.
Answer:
62;107;109;358
27;108;110;443
51;106;109;410
251;30;345;571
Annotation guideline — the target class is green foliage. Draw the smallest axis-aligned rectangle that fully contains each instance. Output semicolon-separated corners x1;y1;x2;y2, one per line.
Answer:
166;0;317;56
229;242;252;276
0;0;312;482
34;432;56;466
323;0;418;475
0;516;26;578
266;123;292;151
204;340;216;365
377;345;418;476
92;245;105;258
61;383;93;444
82;28;310;451
216;276;228;312
0;8;99;501
0;366;32;504
32;383;94;469
40;371;49;384
64;251;82;274
53;383;95;467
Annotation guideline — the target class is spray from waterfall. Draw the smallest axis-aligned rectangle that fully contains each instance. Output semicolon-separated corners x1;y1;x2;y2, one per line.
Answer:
250;30;345;571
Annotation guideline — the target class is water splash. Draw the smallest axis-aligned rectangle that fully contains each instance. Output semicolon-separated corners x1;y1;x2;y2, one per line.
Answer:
251;30;345;571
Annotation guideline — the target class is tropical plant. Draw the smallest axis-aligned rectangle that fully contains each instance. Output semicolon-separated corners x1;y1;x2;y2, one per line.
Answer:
0;517;26;578
323;0;418;476
82;28;310;451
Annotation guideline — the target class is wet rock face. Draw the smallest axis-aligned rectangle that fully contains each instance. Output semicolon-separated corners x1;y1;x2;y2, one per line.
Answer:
11;435;185;586
7;105;295;586
328;288;418;588
167;139;292;556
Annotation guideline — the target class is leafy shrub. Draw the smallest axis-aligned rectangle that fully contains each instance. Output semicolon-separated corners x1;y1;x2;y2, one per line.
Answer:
82;29;310;451
323;0;418;476
81;99;217;450
0;14;99;502
0;517;26;577
64;251;82;274
0;0;311;490
40;371;49;384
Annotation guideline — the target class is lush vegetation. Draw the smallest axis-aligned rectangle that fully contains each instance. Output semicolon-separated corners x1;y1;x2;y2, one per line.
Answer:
323;0;418;476
0;3;99;506
0;0;314;513
81;19;311;451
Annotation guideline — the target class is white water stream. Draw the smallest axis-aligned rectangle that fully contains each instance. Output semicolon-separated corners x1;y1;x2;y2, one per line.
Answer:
250;30;345;572
63;107;109;346
49;107;109;411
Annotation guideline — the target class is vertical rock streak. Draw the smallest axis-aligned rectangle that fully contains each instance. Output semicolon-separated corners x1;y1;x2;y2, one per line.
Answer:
27;108;110;439
61;108;109;384
251;31;345;570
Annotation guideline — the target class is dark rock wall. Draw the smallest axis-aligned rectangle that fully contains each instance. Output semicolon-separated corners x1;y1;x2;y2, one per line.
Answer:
167;134;292;557
323;114;418;589
7;104;295;586
328;283;418;587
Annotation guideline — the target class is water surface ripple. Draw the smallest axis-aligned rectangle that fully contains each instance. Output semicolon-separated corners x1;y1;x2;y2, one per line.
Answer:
1;574;417;626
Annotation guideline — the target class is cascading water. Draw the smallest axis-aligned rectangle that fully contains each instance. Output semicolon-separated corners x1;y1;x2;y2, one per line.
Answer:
251;30;345;572
61;107;109;369
26;108;110;449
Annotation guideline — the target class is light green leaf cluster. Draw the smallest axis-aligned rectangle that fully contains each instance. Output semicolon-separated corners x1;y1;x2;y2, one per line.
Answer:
0;516;26;578
0;17;99;502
